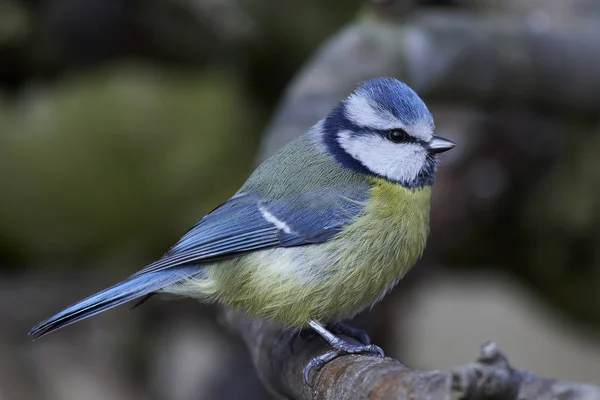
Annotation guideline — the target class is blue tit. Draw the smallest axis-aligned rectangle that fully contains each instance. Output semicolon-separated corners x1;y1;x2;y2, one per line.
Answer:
29;77;455;381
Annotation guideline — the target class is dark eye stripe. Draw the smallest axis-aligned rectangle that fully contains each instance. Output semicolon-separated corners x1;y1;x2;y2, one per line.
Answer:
382;129;426;145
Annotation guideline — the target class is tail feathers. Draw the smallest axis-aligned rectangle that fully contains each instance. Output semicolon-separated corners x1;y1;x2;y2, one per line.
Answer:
29;266;200;340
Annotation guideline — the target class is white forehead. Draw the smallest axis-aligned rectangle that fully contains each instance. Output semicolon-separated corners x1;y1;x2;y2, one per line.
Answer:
337;130;427;184
344;93;433;142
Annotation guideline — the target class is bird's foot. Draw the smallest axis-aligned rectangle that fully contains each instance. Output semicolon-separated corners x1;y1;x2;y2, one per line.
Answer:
328;322;371;345
303;339;384;386
290;322;370;354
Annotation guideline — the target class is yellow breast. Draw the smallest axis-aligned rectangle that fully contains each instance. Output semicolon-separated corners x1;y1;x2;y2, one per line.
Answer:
317;178;431;320
173;178;432;327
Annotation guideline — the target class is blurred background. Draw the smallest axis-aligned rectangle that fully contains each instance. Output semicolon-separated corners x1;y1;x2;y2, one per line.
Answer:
1;0;599;399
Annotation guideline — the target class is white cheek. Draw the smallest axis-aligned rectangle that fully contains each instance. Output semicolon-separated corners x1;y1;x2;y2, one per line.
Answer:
338;131;427;183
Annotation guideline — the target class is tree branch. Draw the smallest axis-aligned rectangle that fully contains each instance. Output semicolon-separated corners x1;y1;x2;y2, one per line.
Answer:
222;310;600;400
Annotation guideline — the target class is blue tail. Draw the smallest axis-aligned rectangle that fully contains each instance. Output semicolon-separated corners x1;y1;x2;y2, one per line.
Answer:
29;266;200;339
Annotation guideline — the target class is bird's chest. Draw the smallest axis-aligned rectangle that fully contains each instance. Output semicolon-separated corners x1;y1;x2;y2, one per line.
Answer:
321;181;431;313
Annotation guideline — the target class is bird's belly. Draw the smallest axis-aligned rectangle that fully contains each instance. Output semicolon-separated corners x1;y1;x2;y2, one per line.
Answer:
173;182;431;327
207;225;426;325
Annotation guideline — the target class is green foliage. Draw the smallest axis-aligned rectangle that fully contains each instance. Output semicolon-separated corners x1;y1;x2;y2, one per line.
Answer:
0;64;262;266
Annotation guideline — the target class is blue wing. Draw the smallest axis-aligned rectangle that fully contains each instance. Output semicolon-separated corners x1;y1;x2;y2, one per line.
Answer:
29;185;368;339
132;188;367;276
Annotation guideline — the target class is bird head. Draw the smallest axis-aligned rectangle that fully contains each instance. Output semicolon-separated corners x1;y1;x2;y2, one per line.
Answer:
322;77;455;188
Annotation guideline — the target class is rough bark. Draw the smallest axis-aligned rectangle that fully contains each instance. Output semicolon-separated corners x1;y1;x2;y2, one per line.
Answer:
223;310;600;400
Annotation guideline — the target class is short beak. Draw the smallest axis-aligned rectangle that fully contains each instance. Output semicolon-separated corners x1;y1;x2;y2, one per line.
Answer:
428;135;456;154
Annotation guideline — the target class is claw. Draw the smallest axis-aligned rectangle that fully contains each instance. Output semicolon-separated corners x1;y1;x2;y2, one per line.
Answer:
302;343;385;386
302;320;385;386
303;350;338;386
370;344;385;357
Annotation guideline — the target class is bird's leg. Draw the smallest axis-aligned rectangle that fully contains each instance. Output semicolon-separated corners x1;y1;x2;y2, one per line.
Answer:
291;322;371;354
327;322;371;345
308;320;383;356
303;320;384;385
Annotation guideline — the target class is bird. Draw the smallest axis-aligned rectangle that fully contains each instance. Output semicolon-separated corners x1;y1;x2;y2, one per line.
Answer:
29;77;455;383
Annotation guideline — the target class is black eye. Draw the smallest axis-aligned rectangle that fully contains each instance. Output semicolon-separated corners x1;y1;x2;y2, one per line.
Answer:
387;129;408;143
